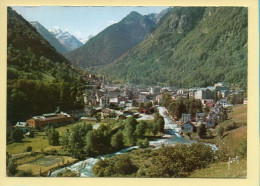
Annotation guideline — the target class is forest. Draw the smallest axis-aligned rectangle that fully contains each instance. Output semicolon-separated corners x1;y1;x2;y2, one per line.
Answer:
7;7;86;124
100;7;248;89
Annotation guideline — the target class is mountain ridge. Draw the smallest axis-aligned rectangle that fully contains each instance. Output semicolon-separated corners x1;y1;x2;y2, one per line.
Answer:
65;10;157;69
30;21;69;54
50;27;83;51
99;7;248;88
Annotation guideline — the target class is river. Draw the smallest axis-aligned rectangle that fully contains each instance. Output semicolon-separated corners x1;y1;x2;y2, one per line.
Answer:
50;107;217;177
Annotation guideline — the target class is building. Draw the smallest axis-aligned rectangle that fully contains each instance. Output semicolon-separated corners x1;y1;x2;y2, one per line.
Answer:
155;94;163;104
244;97;247;104
196;113;205;122
150;86;161;95
194;89;214;101
137;94;149;104
80;117;97;122
109;97;119;106
180;122;194;133
14;122;28;133
206;118;215;128
182;114;191;122
27;112;73;128
68;109;86;120
177;89;189;96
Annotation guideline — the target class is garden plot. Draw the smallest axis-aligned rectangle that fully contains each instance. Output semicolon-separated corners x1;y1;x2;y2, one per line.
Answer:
30;156;63;167
17;155;78;176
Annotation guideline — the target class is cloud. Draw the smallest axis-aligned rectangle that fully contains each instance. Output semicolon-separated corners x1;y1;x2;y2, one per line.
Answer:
74;31;82;38
53;25;60;30
107;20;117;25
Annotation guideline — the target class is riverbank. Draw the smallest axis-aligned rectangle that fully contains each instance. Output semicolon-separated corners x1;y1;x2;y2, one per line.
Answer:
50;107;203;177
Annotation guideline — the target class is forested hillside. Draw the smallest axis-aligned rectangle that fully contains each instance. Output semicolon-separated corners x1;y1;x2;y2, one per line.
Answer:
7;7;86;124
65;11;156;69
99;7;247;88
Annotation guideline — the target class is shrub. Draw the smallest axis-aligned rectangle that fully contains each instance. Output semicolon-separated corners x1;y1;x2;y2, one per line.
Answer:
7;158;17;176
137;140;144;148
197;124;206;138
239;138;247;158
15;169;33;177
28;131;34;138
26;146;32;152
145;143;215;177
143;138;149;147
11;128;24;142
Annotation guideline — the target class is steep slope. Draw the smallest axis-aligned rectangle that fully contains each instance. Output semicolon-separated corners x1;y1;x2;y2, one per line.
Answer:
147;7;173;24
49;28;83;51
7;7;86;124
100;7;248;88
30;21;69;54
65;11;156;69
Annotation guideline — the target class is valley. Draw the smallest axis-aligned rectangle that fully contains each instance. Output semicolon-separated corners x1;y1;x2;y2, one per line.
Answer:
6;6;248;178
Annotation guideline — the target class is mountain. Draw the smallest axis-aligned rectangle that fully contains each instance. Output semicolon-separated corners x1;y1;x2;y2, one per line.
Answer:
65;11;156;69
7;7;86;124
147;7;173;24
99;7;248;88
49;28;83;51
30;21;69;54
78;35;94;44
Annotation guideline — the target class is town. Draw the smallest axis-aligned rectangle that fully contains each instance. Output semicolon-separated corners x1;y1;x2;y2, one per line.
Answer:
14;74;246;134
8;73;247;177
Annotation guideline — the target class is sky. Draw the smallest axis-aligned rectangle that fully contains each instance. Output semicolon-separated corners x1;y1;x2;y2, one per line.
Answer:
11;6;169;40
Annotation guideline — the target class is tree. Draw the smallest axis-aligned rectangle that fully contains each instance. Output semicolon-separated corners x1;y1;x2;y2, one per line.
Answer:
152;123;159;136
135;121;146;136
7;158;17;176
143;138;149;147
111;130;124;150
145;143;215;178
145;101;153;108
139;102;144;108
156;118;165;133
114;155;138;175
132;100;138;107
239;138;247;158
11;128;24;142
197;124;206;138
203;105;210;114
124;116;138;144
60;129;70;149
137;140;144;148
161;93;172;107
46;127;60;146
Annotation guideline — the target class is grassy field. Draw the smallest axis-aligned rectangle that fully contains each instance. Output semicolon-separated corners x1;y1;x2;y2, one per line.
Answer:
216;104;247;155
7;132;51;155
7;120;113;156
196;104;247;155
17;155;77;176
190;158;247;178
7;122;86;155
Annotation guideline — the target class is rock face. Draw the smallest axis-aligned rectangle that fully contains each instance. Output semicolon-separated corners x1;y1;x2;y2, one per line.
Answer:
147;7;173;24
99;7;248;88
49;28;83;52
30;21;69;54
65;11;156;69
